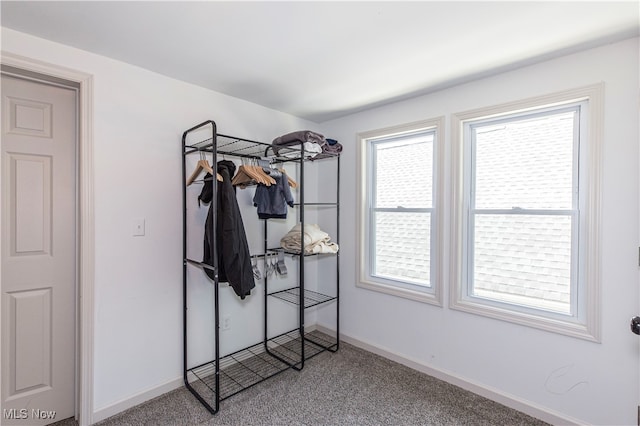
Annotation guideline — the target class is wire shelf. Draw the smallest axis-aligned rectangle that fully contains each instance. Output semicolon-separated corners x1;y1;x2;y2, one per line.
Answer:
185;133;340;162
272;248;339;258
187;330;337;403
268;288;337;308
186;133;271;158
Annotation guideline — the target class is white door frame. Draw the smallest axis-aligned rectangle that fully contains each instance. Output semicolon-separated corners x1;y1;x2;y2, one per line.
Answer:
0;51;95;426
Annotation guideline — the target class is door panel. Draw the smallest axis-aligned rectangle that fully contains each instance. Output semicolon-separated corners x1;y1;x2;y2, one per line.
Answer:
10;154;52;255
8;288;52;398
5;96;52;138
1;74;76;425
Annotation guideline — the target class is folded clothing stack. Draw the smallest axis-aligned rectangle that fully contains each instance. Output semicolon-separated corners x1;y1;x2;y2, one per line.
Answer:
272;130;326;158
314;138;343;159
280;223;339;255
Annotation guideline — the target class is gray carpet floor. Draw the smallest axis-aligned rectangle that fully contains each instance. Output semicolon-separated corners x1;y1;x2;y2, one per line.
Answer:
85;341;548;426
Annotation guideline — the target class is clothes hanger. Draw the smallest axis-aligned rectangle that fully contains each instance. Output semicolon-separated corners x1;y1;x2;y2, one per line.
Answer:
232;159;260;187
231;167;254;187
249;161;276;186
232;159;275;187
241;159;264;185
185;153;205;186
186;152;222;186
257;158;281;179
278;167;298;188
234;158;259;184
243;162;265;185
202;154;223;182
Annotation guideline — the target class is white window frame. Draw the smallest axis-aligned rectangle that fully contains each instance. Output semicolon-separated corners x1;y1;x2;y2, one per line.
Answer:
450;84;603;342
357;117;444;305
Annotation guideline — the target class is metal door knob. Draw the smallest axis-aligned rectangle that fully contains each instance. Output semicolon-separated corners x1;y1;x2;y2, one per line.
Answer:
630;316;640;335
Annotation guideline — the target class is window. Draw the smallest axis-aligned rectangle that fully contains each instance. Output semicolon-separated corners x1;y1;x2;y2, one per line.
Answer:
357;118;443;304
451;85;602;341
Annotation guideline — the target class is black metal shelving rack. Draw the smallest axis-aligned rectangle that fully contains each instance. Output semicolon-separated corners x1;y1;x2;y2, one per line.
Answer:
182;120;340;414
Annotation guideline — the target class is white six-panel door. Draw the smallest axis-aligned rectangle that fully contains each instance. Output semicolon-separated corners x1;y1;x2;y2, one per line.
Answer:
1;74;76;425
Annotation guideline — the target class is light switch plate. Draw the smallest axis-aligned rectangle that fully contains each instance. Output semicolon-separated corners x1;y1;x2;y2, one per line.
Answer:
132;218;145;236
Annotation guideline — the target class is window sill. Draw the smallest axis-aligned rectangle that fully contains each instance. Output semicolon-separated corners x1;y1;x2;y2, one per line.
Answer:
357;279;442;306
450;296;600;343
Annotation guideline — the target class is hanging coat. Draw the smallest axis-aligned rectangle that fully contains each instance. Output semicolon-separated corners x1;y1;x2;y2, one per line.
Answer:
252;172;294;219
198;160;255;299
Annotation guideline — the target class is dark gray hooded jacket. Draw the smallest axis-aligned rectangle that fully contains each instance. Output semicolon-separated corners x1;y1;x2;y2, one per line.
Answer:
199;160;255;299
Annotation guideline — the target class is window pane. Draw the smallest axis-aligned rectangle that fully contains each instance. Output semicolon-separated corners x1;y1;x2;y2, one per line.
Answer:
474;111;575;210
374;133;433;208
373;211;430;287
473;214;572;314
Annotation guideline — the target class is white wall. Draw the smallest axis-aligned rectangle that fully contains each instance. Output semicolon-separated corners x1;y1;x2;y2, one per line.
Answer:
320;37;639;425
1;28;323;422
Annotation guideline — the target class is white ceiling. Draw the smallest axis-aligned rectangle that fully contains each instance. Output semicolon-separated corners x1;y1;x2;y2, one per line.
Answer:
2;1;638;122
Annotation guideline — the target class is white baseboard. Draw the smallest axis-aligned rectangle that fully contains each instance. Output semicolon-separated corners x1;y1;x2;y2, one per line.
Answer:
316;325;585;426
92;376;183;424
